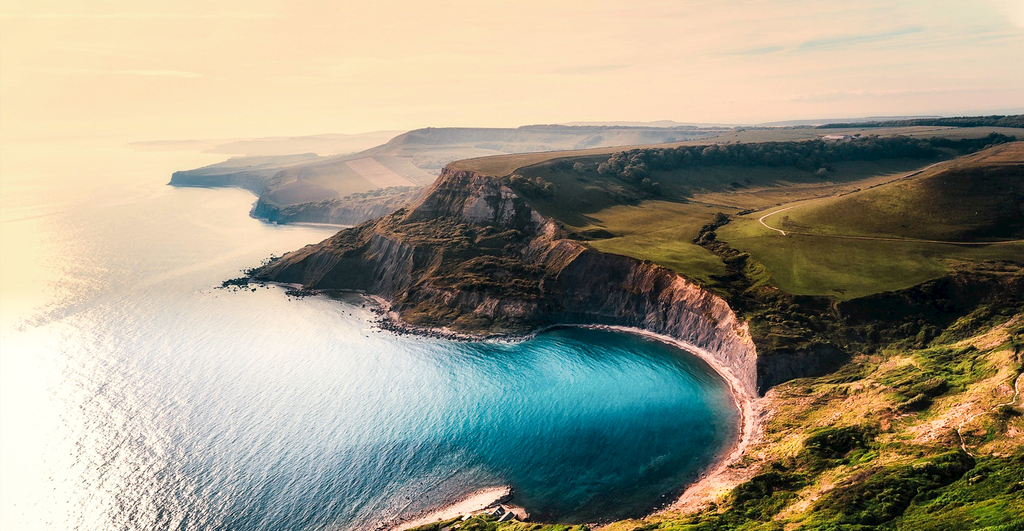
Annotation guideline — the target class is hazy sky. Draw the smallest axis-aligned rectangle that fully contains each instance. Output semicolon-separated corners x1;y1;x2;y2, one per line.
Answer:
1;0;1022;141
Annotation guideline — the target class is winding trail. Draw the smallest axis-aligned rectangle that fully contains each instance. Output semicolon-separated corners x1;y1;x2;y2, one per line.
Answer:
758;206;796;235
956;370;1024;456
754;162;945;238
753;161;1024;246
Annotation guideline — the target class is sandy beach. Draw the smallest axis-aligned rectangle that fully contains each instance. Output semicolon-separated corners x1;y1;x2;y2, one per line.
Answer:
390;486;513;531
564;325;760;515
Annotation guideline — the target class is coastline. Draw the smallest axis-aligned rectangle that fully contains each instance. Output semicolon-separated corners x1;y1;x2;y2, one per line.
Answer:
561;325;759;516
265;284;759;523
388;486;514;531
364;295;760;521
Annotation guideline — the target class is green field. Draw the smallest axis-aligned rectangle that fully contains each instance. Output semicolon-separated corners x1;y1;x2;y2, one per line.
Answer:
718;219;1023;299
489;133;1024;299
773;143;1024;241
509;148;960;286
583;201;729;284
717;142;1024;298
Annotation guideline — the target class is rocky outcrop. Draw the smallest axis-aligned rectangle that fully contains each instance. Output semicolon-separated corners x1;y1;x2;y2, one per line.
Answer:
258;165;764;396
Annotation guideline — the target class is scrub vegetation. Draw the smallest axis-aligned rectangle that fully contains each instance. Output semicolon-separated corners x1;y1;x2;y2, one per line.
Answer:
412;308;1024;530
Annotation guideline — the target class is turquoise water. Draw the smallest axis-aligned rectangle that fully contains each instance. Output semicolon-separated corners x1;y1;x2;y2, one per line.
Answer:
0;141;738;529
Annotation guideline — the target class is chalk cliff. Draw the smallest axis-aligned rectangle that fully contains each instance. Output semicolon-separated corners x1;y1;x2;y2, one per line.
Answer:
257;166;766;396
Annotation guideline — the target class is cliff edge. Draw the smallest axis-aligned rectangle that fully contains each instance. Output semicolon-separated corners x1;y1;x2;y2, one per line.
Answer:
256;166;761;397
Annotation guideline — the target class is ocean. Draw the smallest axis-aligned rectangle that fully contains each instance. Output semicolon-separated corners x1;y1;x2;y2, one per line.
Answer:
0;140;738;530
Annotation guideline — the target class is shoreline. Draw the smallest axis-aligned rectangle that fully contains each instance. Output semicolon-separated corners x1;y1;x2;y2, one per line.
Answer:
387;486;514;531
364;295;761;522
265;284;759;523
560;325;758;517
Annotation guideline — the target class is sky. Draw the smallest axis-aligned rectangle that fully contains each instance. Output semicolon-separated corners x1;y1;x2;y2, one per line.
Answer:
1;0;1023;141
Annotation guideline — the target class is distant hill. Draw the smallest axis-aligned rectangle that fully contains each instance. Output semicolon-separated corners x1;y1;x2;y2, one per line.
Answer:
130;130;403;157
170;125;723;224
759;116;941;127
562;120;732;128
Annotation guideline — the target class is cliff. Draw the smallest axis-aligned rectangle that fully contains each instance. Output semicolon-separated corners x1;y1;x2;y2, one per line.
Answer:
250;189;423;225
257;166;762;397
169;153;428;226
168;153;319;195
169;167;276;195
169;125;723;226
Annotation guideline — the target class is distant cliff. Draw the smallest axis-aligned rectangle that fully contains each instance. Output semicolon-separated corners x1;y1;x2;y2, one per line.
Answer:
250;188;424;225
169;153;318;195
257;166;763;396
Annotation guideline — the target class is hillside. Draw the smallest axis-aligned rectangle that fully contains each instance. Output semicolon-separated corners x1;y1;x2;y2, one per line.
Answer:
717;142;1024;299
410;308;1024;531
773;142;1024;242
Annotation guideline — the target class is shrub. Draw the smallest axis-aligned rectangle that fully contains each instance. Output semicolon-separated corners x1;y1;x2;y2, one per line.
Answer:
812;451;975;526
803;425;876;461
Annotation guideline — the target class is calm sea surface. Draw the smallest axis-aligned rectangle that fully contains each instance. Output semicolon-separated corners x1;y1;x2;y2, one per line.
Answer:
0;140;738;530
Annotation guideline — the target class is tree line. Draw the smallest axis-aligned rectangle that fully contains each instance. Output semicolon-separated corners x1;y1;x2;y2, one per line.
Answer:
596;133;1017;189
818;115;1024;129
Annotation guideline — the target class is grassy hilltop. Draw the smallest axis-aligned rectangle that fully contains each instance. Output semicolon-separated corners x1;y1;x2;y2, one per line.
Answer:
481;130;1023;299
717;142;1024;299
404;122;1024;531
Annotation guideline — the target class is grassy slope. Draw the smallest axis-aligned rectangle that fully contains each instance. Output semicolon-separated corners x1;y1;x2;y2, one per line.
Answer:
776;142;1024;241
718;143;1024;299
515;157;940;285
413;310;1024;531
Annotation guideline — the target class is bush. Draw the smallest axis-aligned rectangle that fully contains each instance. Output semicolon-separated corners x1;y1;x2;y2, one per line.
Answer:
593;134;1017;178
897;393;933;412
803;425;876;461
731;471;806;521
812;451;975;526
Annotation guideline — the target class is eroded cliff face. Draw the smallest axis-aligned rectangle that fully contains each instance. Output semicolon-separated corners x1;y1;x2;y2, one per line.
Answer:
257;166;760;397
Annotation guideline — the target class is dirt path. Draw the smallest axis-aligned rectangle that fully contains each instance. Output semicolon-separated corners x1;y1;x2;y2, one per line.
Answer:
758;206;796;235
753;161;1024;246
957;371;1024;456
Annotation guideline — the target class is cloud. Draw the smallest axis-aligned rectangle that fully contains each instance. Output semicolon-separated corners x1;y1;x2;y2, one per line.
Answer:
40;68;201;78
724;45;786;56
120;70;202;78
783;87;1000;102
990;0;1024;28
547;63;628;75
796;26;925;51
0;12;273;19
